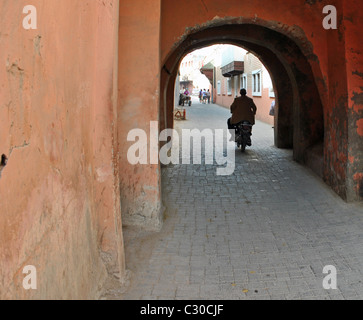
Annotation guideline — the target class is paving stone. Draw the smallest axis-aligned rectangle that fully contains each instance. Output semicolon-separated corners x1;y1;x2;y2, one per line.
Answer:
116;100;363;300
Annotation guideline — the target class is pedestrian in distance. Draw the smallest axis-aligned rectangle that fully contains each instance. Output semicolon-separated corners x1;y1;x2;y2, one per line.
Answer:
202;89;207;104
199;89;203;103
269;100;275;116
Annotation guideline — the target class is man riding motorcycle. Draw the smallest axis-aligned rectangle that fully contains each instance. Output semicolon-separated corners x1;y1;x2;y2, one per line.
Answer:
227;88;257;145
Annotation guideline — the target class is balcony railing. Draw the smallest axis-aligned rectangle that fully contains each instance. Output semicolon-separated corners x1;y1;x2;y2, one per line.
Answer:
221;61;244;77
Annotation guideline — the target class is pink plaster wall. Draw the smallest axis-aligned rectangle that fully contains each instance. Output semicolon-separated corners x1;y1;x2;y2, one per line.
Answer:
117;0;163;230
0;0;124;299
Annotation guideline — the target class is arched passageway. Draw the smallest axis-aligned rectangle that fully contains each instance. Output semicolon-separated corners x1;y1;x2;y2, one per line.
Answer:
160;23;325;169
117;2;362;233
112;21;359;300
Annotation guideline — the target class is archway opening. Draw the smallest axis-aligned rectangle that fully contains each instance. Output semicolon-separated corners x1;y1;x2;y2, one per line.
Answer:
160;23;325;175
176;44;277;134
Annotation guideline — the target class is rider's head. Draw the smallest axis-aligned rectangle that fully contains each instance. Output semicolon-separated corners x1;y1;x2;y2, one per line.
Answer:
240;89;247;96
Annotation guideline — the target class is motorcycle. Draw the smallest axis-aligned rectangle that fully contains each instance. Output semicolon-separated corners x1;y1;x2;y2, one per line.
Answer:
234;121;253;152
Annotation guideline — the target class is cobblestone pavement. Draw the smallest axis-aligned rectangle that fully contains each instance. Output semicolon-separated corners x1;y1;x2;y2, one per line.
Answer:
110;98;363;300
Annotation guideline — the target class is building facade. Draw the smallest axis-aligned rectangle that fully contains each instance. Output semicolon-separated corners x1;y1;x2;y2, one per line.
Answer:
214;46;275;126
179;51;210;93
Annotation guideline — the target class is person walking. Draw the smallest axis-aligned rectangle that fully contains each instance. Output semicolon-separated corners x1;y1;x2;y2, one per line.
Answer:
269;100;275;116
199;89;203;103
202;89;207;104
207;89;211;104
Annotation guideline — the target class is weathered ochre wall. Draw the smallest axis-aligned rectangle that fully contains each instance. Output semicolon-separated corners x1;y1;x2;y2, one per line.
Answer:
0;0;124;299
322;0;363;201
118;0;162;230
343;0;363;201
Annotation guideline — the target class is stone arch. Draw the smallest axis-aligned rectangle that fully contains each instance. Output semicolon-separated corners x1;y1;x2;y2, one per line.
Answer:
160;21;325;167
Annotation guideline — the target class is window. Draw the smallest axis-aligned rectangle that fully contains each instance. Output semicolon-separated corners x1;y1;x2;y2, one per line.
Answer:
217;80;221;95
252;70;262;96
227;78;232;95
240;74;247;90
